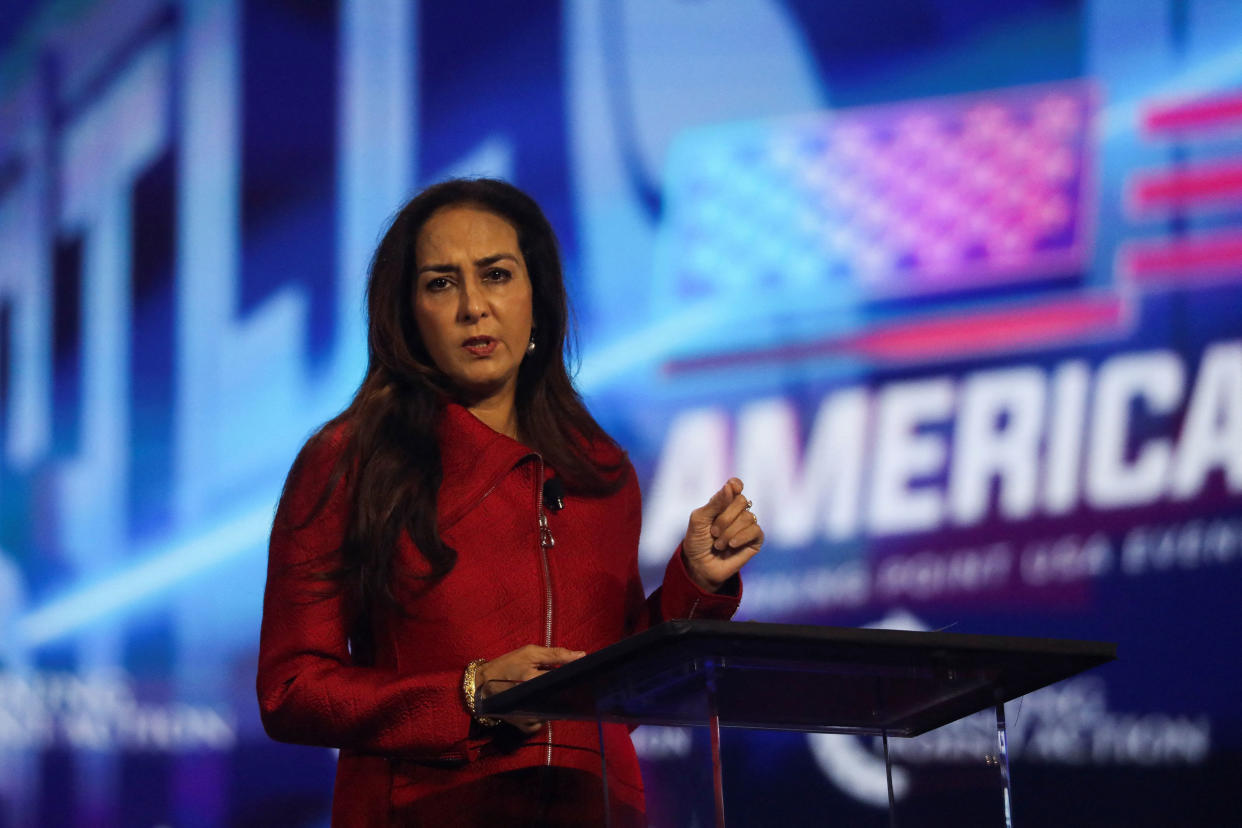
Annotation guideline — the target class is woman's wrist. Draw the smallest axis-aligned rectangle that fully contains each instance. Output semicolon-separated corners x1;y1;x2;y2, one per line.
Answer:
682;549;724;593
462;658;501;727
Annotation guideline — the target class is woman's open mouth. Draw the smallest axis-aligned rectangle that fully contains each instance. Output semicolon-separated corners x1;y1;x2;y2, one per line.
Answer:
462;336;498;356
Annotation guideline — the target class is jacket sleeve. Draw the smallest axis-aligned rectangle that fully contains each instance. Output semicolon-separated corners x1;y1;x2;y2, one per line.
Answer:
256;433;481;759
622;465;741;634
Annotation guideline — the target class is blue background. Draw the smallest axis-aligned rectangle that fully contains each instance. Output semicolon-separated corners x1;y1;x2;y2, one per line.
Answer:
1;0;1240;825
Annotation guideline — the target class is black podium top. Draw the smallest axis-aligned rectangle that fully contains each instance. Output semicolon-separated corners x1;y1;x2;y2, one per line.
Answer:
478;620;1116;737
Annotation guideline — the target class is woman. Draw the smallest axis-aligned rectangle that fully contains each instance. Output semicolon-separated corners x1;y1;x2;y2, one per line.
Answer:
257;178;763;826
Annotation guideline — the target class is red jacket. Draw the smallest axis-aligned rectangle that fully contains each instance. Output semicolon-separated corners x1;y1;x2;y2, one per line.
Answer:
257;404;740;825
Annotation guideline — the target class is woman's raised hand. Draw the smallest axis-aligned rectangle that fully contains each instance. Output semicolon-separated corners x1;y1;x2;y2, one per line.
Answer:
681;478;764;593
473;645;585;734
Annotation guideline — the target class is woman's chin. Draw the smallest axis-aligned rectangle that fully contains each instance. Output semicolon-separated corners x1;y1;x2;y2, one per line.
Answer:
450;373;516;407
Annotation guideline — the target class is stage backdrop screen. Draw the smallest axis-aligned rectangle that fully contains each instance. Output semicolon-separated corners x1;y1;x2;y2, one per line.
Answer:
1;0;1240;825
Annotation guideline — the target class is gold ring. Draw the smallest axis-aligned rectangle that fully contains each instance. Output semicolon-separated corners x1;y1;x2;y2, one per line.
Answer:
745;499;753;510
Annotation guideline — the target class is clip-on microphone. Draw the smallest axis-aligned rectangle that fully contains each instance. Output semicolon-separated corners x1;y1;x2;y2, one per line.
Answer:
543;477;565;513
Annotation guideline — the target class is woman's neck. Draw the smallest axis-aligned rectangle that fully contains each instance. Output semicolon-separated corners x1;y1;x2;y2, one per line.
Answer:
466;394;521;442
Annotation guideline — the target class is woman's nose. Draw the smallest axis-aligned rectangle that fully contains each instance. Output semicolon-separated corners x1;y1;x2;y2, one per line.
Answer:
457;279;487;321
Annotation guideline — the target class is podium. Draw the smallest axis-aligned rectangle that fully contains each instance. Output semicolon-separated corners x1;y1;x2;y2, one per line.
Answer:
478;619;1116;827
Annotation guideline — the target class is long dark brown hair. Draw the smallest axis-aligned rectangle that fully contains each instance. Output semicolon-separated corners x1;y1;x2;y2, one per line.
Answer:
279;178;624;648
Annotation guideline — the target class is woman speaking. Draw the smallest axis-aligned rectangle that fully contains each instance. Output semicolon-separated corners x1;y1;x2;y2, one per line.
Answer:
257;179;764;826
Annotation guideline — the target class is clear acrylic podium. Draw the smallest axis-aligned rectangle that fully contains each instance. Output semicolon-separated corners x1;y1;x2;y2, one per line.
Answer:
478;619;1116;827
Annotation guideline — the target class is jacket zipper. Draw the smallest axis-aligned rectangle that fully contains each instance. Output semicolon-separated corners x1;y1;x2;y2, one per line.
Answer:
536;457;555;766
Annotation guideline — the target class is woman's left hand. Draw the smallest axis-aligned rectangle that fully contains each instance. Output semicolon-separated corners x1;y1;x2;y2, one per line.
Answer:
681;478;764;593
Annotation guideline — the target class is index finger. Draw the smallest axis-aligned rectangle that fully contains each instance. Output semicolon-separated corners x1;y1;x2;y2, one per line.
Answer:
700;478;743;518
529;646;587;667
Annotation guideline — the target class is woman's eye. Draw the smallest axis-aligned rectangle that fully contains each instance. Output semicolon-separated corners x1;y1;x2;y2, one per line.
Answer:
484;267;511;282
425;276;451;292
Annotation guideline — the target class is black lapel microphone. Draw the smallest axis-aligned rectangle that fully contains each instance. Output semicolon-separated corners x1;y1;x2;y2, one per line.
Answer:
543;476;566;513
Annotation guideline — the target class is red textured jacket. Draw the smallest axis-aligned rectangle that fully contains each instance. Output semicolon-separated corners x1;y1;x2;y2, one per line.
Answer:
257;404;740;825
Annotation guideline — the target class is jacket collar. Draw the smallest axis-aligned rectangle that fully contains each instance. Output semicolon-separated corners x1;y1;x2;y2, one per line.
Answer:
435;403;536;530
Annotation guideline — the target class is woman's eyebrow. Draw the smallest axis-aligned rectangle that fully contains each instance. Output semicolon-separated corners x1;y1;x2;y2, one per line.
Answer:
417;253;518;275
474;253;519;267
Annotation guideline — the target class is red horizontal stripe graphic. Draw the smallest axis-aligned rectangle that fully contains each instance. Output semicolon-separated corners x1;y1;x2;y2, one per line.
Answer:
1121;232;1242;282
664;295;1123;372
849;296;1122;360
1131;159;1242;209
1143;91;1242;135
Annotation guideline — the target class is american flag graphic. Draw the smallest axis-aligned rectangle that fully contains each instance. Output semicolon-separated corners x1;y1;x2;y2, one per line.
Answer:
656;81;1242;374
